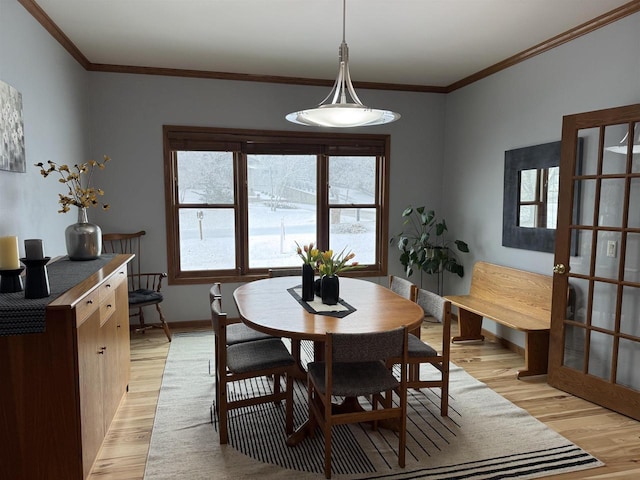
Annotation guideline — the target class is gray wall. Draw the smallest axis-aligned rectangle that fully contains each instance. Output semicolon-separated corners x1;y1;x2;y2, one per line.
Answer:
0;0;89;252
88;73;445;320
1;0;639;337
444;12;640;344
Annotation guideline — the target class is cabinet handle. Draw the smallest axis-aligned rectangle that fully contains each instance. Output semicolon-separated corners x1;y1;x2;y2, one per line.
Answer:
106;283;112;289
87;299;93;305
98;346;106;354
107;304;113;309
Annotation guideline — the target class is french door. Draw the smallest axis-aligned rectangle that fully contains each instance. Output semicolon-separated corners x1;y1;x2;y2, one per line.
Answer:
549;103;640;421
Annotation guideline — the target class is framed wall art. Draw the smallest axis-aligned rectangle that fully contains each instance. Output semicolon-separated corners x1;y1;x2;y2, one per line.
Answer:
0;80;26;173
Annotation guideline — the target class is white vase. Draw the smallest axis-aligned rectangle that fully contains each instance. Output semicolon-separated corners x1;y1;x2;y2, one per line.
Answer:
65;207;102;260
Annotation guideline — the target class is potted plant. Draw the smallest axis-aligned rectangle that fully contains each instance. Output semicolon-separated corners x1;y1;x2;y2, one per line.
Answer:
390;206;469;294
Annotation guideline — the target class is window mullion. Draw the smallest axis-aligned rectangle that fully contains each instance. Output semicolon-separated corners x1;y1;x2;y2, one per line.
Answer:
317;154;329;251
236;152;249;274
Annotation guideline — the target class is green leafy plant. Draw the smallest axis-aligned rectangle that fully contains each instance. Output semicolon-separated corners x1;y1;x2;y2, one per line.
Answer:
390;206;469;291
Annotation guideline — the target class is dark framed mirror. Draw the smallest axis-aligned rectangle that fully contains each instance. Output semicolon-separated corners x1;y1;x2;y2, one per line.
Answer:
502;139;582;254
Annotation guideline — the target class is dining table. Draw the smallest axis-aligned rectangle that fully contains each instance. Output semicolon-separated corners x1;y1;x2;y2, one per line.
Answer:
233;275;424;446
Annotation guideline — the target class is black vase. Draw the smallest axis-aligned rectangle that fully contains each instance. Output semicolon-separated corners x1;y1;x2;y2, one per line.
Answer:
321;274;340;305
301;263;315;301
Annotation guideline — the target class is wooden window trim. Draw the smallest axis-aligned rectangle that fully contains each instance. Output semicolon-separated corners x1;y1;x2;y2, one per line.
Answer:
163;125;390;285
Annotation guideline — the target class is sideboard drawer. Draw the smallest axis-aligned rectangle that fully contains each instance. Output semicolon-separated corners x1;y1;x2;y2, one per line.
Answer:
100;291;117;326
76;289;100;326
100;268;126;303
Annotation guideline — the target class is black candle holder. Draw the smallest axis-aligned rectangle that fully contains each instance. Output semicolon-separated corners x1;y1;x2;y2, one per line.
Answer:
0;267;25;293
21;257;51;299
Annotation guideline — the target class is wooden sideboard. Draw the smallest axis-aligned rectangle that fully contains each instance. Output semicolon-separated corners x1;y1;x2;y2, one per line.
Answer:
0;254;133;479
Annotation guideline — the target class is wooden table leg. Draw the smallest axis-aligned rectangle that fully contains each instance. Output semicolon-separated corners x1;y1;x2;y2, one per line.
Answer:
452;308;485;342
517;330;550;379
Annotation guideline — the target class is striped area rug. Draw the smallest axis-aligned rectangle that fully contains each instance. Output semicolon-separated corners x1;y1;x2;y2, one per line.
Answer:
144;332;604;480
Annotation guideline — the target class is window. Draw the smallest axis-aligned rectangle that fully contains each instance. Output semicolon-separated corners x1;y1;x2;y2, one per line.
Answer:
518;166;559;229
163;126;390;284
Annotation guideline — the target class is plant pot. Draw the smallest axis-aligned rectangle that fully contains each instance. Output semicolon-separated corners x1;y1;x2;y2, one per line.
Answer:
321;274;340;305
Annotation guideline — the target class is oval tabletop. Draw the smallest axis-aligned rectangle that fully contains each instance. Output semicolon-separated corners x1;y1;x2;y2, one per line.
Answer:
233;276;424;342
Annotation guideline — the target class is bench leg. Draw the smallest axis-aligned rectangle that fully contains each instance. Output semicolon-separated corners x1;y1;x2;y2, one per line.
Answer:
452;309;485;343
517;330;550;379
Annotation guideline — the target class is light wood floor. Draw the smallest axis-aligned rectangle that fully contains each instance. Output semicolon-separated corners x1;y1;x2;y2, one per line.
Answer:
90;322;640;480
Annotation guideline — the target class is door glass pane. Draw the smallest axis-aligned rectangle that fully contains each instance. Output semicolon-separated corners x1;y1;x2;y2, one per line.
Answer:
599;178;625;227
179;208;235;270
594;231;621;280
546;166;559;229
246;154;317;268
624;232;640;283
620;285;640;337
569;278;590;323
328;156;376;204
633;122;640;173
603;123;630;174
569;230;592;276
617;339;640;390
575;179;596;226
629;178;640;228
563;324;585;370
577;128;600;176
329;208;376;265
177;151;234;204
587;330;613;380
592;281;617;331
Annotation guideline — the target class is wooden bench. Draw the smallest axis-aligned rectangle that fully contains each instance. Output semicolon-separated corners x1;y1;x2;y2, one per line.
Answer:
445;261;553;379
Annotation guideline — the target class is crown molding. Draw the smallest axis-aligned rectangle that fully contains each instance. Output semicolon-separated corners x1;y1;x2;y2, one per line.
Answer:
445;0;640;92
18;0;91;69
19;0;640;94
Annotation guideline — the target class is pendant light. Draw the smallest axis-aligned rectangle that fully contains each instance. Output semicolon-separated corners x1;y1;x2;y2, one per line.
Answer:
286;0;400;128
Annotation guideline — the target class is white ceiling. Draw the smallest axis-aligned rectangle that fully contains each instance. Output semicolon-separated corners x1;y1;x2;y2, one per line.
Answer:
33;0;633;89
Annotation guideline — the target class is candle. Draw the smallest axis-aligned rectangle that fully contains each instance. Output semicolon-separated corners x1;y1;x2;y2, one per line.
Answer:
25;239;45;260
0;236;20;270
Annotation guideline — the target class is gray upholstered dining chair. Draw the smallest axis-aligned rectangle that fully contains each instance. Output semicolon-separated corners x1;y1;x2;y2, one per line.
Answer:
209;282;274;415
389;275;418;303
389;275;420;380
209;282;273;345
306;327;409;479
389;288;451;416
210;298;296;444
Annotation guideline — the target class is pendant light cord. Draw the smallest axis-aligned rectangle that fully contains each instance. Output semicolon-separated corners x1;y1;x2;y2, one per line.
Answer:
342;0;346;43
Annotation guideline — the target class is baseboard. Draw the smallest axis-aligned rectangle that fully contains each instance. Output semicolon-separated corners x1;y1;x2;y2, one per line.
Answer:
130;319;211;332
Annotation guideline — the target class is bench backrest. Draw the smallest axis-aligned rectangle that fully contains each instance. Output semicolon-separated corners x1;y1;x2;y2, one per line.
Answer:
469;261;553;320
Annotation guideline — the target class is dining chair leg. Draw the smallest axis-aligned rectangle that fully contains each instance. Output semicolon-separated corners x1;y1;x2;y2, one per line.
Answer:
213;337;220;415
155;304;172;341
137;307;146;331
307;380;317;439
219;382;229;444
286;374;294;434
441;368;449;416
273;374;281;404
324;426;332;479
